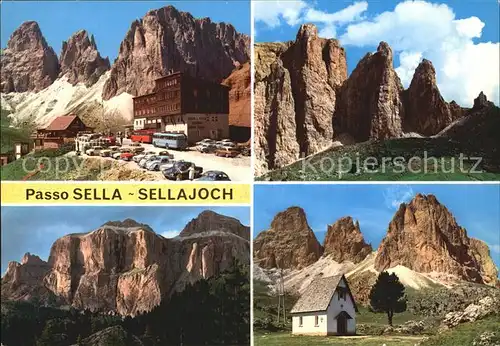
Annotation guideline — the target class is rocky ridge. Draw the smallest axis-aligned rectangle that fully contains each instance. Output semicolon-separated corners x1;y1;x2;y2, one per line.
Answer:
102;5;250;100
59;30;110;87
255;24;495;175
1;211;250;316
254;194;498;300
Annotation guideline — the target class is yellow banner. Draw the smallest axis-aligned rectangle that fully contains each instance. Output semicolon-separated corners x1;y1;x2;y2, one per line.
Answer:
0;182;250;205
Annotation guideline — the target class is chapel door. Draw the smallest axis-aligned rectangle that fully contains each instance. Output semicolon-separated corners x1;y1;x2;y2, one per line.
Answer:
337;314;347;335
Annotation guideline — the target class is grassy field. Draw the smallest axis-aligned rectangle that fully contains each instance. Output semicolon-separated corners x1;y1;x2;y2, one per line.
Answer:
255;315;500;346
254;332;425;346
420;315;500;346
258;137;500;181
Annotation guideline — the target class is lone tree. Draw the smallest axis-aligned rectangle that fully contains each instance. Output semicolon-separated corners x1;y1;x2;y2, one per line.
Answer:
369;271;407;326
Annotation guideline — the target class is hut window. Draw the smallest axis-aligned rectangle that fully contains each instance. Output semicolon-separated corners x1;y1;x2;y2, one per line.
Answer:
299;316;303;327
314;315;319;326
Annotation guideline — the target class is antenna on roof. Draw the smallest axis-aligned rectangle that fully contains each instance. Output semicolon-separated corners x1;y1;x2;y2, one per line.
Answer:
276;266;286;324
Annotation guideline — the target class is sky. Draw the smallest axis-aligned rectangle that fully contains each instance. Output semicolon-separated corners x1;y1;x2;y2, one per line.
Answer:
254;184;500;270
0;1;251;62
254;0;500;107
0;206;249;274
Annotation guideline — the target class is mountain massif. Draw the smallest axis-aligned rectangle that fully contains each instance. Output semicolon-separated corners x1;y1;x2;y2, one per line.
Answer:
254;194;498;291
1;211;250;316
254;24;497;176
102;5;249;100
1;5;250;133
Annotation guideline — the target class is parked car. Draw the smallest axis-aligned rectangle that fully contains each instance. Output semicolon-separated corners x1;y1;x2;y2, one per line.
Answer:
196;170;231;181
195;138;216;146
127;146;145;154
120;152;135;161
215;147;240;158
157;150;174;159
196;143;218;153
99;149;112;157
113;147;131;159
138;154;159;168
145;156;172;171
133;151;156;163
85;146;104;156
159;159;187;171
162;161;203;180
220;139;233;143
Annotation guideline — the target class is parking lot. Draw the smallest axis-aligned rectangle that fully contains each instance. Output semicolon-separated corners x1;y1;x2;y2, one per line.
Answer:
79;139;251;182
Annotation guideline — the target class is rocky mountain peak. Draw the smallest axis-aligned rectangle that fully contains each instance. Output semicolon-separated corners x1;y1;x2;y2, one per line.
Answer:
179;210;250;240
375;193;497;286
334;39;404;142
323;216;372;263
59;29;110;87
7;21;46;50
254;24;347;175
297;23;318;40
376;41;393;58
102;5;250;100
1;20;60;92
472;91;494;110
253;206;323;269
402;57;462;135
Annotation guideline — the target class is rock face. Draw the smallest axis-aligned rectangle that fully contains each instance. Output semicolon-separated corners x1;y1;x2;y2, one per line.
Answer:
253;206;323;269
59;30;110;87
223;62;251;128
254;24;347;175
1;253;52;301
102;5;250;100
179;209;250;240
254;26;483;174
374;194;498;286
1;212;249;316
403;59;462;135
1;21;60;93
335;42;404;142
323;216;372;263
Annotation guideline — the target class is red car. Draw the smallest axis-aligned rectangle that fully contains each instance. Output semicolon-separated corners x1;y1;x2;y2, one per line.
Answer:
120;152;135;161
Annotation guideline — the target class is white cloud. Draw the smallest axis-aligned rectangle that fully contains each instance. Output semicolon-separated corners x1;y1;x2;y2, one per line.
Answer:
304;2;368;25
253;0;308;28
383;186;414;209
160;230;180;239
253;0;367;38
489;244;500;253
339;0;500;106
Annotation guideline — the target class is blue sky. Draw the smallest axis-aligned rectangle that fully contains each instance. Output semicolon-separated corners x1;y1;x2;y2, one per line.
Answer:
254;184;500;270
254;0;500;107
0;206;249;274
1;1;250;62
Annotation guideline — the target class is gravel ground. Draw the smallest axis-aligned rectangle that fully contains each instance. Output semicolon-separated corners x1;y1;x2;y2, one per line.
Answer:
80;139;252;182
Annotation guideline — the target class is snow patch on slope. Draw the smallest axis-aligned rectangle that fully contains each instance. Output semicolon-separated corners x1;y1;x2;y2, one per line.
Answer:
0;72;133;127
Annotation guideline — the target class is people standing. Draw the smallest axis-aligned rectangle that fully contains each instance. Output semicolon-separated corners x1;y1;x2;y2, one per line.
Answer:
188;164;196;181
